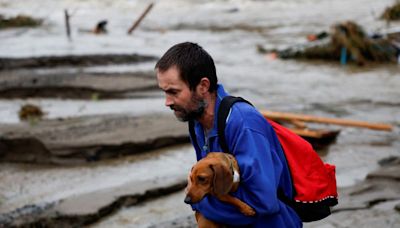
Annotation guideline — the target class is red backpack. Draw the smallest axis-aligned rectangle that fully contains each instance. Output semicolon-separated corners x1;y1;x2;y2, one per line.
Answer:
216;96;338;222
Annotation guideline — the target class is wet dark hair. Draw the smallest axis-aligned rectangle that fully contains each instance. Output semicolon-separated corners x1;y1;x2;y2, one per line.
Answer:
155;42;218;92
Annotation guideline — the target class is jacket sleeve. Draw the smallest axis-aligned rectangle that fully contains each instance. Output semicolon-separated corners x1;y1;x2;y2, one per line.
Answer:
191;125;285;226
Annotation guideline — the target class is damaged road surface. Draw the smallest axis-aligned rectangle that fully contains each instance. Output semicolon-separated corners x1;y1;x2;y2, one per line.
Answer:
85;156;400;228
0;54;157;70
0;112;195;226
0;113;189;164
0;144;195;227
0;70;160;99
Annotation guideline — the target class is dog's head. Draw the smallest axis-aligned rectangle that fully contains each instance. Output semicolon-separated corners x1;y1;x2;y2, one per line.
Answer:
184;156;234;204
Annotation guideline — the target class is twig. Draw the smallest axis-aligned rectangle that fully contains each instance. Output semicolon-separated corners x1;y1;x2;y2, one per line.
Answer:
127;3;154;34
64;9;71;41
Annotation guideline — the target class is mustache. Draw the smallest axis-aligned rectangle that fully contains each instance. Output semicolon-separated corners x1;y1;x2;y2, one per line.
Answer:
169;99;207;122
169;105;183;112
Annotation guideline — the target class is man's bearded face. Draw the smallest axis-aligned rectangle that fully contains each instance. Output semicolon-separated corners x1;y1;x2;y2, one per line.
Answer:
169;91;207;122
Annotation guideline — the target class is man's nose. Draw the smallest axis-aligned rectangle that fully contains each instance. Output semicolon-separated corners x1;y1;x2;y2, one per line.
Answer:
165;95;173;107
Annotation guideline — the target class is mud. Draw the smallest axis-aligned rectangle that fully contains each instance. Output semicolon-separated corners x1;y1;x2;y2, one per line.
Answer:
0;54;157;70
0;177;187;227
0;0;399;227
0;70;158;99
0;113;188;164
142;156;400;228
0;143;195;227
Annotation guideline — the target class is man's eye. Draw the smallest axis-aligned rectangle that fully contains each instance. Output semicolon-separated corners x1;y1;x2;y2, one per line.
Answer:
165;89;178;95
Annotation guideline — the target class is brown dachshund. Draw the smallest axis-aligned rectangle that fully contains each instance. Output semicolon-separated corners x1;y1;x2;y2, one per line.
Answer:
185;152;256;228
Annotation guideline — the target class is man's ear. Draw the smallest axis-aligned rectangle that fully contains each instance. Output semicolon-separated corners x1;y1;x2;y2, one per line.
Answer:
197;77;210;95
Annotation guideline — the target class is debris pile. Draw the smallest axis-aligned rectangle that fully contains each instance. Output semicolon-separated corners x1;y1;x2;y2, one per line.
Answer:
18;104;45;122
381;1;400;21
0;14;42;29
258;21;400;65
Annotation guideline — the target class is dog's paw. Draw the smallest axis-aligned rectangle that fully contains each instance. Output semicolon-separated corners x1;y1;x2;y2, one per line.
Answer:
240;205;256;216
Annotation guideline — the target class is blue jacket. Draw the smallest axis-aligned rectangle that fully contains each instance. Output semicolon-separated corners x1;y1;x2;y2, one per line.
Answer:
190;84;302;227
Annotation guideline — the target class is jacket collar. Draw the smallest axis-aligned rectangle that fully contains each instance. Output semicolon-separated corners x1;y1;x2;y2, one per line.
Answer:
195;84;229;138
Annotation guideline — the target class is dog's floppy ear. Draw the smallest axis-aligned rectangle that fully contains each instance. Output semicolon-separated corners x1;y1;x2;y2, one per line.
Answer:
210;163;233;196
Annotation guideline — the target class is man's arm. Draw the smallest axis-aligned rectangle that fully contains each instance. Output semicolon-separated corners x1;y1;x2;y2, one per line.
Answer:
192;127;284;225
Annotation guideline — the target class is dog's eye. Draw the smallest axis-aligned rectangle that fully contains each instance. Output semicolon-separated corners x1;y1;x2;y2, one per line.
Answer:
197;176;206;183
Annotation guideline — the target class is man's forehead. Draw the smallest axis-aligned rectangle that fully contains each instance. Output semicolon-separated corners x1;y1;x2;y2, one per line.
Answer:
157;66;180;80
157;66;188;88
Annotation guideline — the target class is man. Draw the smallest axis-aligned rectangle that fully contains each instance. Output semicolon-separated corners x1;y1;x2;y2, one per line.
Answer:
156;42;302;227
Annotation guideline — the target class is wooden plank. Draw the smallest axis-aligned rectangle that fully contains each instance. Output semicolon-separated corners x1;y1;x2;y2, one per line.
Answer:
261;110;393;131
288;128;340;139
287;120;307;129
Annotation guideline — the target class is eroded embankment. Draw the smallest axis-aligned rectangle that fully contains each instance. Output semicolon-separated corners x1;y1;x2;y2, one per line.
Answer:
0;139;195;227
0;113;189;164
0;71;159;99
0;54;157;70
0;53;161;99
0;176;187;227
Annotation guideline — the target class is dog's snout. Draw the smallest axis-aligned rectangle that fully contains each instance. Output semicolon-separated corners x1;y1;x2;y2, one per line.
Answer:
184;195;192;204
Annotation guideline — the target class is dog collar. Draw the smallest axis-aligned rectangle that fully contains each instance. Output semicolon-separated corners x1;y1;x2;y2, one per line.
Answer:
228;156;240;183
233;169;240;183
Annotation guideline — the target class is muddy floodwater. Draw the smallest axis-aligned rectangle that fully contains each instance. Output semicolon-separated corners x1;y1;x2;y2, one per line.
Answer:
0;0;400;227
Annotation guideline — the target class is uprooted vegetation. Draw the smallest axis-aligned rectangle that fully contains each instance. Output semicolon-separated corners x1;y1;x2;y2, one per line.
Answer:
0;14;42;29
258;21;399;66
18;104;45;122
381;1;400;21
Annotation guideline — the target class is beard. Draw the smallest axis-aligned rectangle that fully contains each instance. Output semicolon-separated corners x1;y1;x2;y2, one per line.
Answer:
169;94;207;122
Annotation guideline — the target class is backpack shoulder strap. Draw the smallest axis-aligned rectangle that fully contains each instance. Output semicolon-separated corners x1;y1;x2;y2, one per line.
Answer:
188;120;201;161
218;96;252;153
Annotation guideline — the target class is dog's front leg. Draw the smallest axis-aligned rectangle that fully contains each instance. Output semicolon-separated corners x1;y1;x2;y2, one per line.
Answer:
195;211;223;228
216;195;256;216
